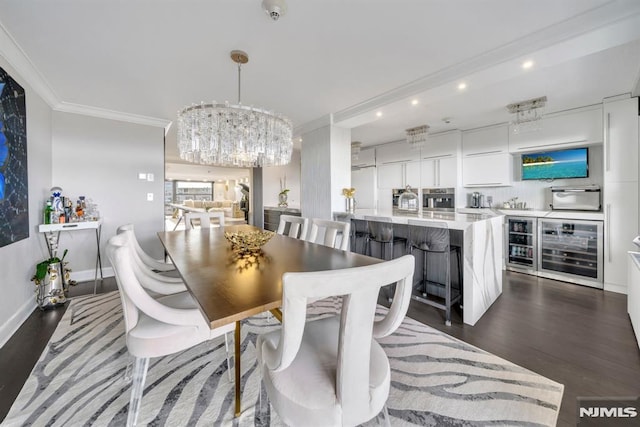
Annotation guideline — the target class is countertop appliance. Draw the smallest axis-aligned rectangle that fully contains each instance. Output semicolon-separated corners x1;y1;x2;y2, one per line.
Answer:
423;188;455;212
550;185;601;211
393;187;419;216
468;191;485;209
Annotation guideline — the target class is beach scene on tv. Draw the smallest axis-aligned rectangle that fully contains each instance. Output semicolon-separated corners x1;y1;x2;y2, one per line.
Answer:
521;148;588;180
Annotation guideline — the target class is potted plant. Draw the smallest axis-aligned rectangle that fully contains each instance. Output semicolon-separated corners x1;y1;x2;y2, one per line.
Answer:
31;248;72;309
278;175;289;207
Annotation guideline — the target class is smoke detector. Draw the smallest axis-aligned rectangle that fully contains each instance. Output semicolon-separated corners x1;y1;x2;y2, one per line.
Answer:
262;0;287;21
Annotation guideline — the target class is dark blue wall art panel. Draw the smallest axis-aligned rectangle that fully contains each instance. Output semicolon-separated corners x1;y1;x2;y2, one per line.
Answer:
0;67;28;247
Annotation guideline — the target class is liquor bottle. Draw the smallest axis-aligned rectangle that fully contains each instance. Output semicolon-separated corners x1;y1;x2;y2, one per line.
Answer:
76;200;83;218
44;201;53;224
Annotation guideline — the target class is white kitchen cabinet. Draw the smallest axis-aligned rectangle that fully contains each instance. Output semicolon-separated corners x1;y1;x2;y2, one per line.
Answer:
405;161;428;188
375;140;414;165
604;97;639;183
377;162;404;189
508;106;603;153
603;181;639;292
351;166;376;209
627;252;640;347
438;156;457;188
462;153;512;187
425;155;458;188
462;125;509;156
352;147;375;168
423;131;461;158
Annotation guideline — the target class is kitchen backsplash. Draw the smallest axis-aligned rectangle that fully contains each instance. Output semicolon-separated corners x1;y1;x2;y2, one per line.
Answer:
463;145;603;210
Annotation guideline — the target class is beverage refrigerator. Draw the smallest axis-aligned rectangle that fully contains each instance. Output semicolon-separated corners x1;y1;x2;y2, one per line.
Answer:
537;218;603;288
505;217;537;274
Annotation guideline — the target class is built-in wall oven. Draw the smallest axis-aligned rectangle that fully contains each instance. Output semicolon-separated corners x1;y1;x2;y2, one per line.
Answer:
422;188;455;212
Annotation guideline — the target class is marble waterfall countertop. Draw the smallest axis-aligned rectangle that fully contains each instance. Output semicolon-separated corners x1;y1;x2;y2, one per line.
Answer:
345;211;503;326
347;210;497;230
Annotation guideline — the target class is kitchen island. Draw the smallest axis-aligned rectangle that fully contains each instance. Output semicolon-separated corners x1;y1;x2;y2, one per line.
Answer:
346;211;503;326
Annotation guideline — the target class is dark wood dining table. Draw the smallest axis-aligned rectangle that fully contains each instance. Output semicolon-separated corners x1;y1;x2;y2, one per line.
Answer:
158;224;382;417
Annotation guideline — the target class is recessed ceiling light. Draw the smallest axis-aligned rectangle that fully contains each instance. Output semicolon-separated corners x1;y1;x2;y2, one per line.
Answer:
298;137;303;142
376;111;383;117
411;99;419;106
458;82;467;90
522;60;534;69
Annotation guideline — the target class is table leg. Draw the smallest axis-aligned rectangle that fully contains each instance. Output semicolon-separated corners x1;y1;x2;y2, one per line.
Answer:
93;225;103;294
234;320;241;417
269;308;283;323
172;215;184;231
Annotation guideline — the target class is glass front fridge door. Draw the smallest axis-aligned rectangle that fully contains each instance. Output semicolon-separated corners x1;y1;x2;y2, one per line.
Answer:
506;217;536;272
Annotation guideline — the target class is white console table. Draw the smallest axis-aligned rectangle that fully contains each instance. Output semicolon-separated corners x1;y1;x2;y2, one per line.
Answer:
38;220;103;293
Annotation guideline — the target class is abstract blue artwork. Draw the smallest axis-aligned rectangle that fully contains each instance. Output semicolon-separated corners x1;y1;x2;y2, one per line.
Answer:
0;67;28;247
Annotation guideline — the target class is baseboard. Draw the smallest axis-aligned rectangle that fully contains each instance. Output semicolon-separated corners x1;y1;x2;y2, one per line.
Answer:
0;297;36;348
604;282;627;294
70;267;114;283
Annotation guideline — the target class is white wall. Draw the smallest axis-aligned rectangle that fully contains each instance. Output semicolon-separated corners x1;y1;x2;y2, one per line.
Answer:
263;149;301;208
52;112;165;279
0;58;53;347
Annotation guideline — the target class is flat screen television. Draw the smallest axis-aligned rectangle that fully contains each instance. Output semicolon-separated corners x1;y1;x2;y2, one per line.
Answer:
521;147;588;180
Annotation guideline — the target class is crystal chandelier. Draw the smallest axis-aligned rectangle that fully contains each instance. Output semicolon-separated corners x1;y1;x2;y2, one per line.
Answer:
406;125;429;148
177;50;293;167
351;141;362;160
507;96;547;135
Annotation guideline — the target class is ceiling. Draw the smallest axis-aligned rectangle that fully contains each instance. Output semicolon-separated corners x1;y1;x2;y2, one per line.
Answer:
1;0;640;174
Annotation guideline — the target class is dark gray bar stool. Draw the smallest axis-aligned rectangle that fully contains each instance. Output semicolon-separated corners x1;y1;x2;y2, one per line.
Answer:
407;219;462;326
364;216;407;302
364;216;406;260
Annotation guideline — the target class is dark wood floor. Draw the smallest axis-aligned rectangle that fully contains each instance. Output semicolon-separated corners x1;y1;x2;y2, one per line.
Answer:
1;272;639;426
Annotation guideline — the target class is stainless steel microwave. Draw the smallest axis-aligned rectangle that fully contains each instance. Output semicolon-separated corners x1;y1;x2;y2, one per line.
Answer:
549;185;601;211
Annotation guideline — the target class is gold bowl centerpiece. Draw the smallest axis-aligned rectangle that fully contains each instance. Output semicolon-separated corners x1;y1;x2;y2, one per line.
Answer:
224;230;274;253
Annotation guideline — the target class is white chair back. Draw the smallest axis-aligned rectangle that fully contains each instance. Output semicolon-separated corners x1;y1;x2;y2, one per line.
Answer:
257;255;415;426
306;218;351;250
185;211;225;228
116;223;174;272
276;215;309;240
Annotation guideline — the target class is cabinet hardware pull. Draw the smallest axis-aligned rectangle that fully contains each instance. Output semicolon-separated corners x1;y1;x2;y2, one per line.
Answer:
606;203;611;262
422;154;453;160
517;140;587;150
465;150;502;157
605;113;611;172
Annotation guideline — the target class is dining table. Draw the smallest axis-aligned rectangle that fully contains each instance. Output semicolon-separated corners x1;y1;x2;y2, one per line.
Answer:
157;224;382;417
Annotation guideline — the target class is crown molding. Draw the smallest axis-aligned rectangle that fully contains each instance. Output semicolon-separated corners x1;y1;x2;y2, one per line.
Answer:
293;114;333;138
332;1;640;126
0;18;173;131
55;101;172;129
0;19;59;107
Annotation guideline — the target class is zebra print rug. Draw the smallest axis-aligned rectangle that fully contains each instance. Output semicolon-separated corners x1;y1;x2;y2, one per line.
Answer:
3;291;563;426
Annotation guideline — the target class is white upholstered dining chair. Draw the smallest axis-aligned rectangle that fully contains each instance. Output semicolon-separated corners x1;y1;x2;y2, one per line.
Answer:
256;255;415;427
305;218;351;251
116;224;175;272
106;234;235;427
117;224;186;296
276;215;309;240
184;211;225;228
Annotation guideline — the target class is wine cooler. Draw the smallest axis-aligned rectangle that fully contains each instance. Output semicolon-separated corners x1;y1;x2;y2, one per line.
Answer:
538;218;603;288
506;217;537;274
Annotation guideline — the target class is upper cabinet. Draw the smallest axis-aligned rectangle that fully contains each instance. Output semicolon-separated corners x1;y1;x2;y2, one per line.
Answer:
462;125;511;187
508;106;603;153
375;141;414;164
352;147;375;168
603;97;639;183
462;125;508;156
